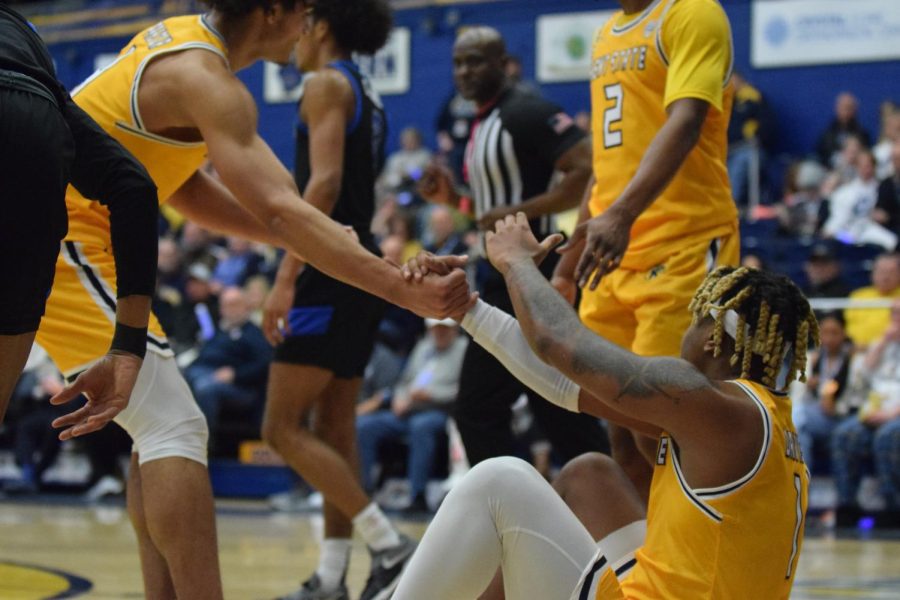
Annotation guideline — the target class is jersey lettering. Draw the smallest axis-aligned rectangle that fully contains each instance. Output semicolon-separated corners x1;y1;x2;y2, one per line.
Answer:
656;436;669;465
591;45;648;79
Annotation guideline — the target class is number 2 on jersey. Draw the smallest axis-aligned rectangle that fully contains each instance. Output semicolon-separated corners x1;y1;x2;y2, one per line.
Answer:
603;83;624;149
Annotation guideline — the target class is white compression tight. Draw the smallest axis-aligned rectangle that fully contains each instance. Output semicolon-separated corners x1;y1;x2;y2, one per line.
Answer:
394;457;644;600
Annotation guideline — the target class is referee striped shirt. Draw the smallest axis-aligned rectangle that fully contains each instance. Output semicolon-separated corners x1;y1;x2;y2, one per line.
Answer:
464;86;586;237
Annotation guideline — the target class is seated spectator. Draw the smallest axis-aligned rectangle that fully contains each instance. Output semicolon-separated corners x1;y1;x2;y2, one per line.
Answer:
2;347;67;495
875;140;900;234
822;134;866;197
845;252;900;348
727;71;774;208
823;150;896;250
185;287;272;446
243;274;271;327
212;235;265;289
357;318;468;512
157;236;186;292
803;243;851;302
777;160;828;239
831;299;900;522
424;205;468;256
378;126;433;206
816;92;872;168
798;312;856;473
435;91;476;182
158;262;221;354
179;221;223;271
874;103;900;180
741;253;766;270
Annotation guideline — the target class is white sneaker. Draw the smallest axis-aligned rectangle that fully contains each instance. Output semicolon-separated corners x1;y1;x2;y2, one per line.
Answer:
84;475;124;502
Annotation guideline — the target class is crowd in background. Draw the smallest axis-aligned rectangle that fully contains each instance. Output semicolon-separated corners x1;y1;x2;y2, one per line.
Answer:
3;66;900;519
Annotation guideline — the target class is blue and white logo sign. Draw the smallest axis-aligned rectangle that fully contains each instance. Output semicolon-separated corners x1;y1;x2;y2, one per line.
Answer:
753;0;900;68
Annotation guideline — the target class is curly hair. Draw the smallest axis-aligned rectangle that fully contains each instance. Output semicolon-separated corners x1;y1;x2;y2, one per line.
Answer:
688;266;820;390
201;0;301;18
310;0;393;55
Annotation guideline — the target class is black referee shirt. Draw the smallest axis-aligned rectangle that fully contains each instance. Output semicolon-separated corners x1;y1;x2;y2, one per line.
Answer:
464;86;585;237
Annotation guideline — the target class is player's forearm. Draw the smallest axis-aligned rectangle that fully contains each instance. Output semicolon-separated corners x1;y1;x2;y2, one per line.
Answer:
503;260;713;422
169;171;282;246
265;191;403;304
273;253;304;286
609;100;706;223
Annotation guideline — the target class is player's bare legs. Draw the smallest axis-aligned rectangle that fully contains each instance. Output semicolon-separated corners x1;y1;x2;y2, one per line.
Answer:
129;455;223;599
264;364;371;518
126;454;176;599
313;376;366;540
0;331;35;421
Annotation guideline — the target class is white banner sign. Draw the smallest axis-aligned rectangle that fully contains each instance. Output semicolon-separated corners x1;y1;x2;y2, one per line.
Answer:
752;0;900;68
536;11;615;83
264;27;410;103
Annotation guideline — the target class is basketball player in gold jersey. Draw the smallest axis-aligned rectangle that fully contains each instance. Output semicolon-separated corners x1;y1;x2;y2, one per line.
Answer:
394;214;813;599
36;1;469;598
553;0;740;495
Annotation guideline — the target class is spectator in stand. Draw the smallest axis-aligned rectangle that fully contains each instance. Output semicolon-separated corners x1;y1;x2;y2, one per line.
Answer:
504;54;539;97
845;252;900;348
184;287;271;447
798;312;856;474
242;274;271;328
424;205;468;256
803;243;851;302
435;91;477;182
875;140;900;234
727;71;774;208
831;298;900;524
163;263;221;353
777;160;828;240
211;236;264;290
823;150;896;250
740;253;766;271
378;127;433;206
874;103;900;180
180;221;223;272
357;317;468;513
817;92;872;167
157;236;186;292
2;348;66;495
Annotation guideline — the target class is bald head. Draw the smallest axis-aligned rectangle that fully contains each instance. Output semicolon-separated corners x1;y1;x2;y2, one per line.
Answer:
453;26;508;105
454;26;507;59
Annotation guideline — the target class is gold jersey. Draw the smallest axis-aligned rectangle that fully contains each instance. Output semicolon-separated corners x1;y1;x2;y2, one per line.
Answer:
37;15;227;375
615;380;809;599
589;0;737;271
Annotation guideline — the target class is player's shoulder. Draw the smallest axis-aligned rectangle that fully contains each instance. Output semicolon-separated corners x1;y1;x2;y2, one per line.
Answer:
665;0;729;27
306;68;355;100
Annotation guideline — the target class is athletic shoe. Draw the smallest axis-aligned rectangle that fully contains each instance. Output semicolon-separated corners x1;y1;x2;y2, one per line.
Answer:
84;475;124;502
276;573;349;600
359;534;417;600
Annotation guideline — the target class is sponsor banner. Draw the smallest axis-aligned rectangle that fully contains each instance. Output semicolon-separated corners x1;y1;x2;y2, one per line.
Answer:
536;10;615;83
264;27;410;103
753;0;900;68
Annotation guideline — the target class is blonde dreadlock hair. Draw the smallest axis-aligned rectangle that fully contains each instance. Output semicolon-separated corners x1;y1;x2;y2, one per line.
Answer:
688;266;819;390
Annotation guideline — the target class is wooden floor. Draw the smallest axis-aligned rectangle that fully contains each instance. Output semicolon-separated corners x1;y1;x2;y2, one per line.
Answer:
1;499;899;599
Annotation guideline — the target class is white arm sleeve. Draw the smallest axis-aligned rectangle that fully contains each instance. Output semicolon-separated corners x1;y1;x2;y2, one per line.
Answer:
461;300;581;412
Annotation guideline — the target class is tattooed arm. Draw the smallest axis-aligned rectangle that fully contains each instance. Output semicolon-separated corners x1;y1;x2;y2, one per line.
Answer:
484;214;760;448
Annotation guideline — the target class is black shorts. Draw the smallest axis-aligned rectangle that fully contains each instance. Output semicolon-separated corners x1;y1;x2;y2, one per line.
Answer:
273;265;386;379
0;72;73;335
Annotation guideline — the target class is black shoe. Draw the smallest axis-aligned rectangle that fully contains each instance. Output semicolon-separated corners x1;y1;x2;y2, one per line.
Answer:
401;494;429;516
276;573;349;600
359;534;417;600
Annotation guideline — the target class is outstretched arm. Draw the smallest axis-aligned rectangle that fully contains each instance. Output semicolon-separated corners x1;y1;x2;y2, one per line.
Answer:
167;51;470;318
486;214;744;442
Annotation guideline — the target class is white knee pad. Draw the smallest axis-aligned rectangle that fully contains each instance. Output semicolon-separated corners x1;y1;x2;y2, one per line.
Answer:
114;352;209;466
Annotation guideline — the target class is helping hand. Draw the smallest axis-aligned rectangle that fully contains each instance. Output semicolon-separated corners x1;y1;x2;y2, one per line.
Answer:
559;208;633;290
401;251;469;282
49;351;143;441
485;213;564;276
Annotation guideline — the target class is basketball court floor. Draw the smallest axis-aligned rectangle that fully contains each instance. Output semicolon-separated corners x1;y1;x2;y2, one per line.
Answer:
1;498;898;599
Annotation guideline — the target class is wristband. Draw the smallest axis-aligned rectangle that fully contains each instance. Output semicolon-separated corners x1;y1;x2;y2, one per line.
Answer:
110;323;148;359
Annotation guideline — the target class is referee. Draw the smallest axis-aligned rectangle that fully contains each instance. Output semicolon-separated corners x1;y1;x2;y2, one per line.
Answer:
419;26;607;465
0;3;158;437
